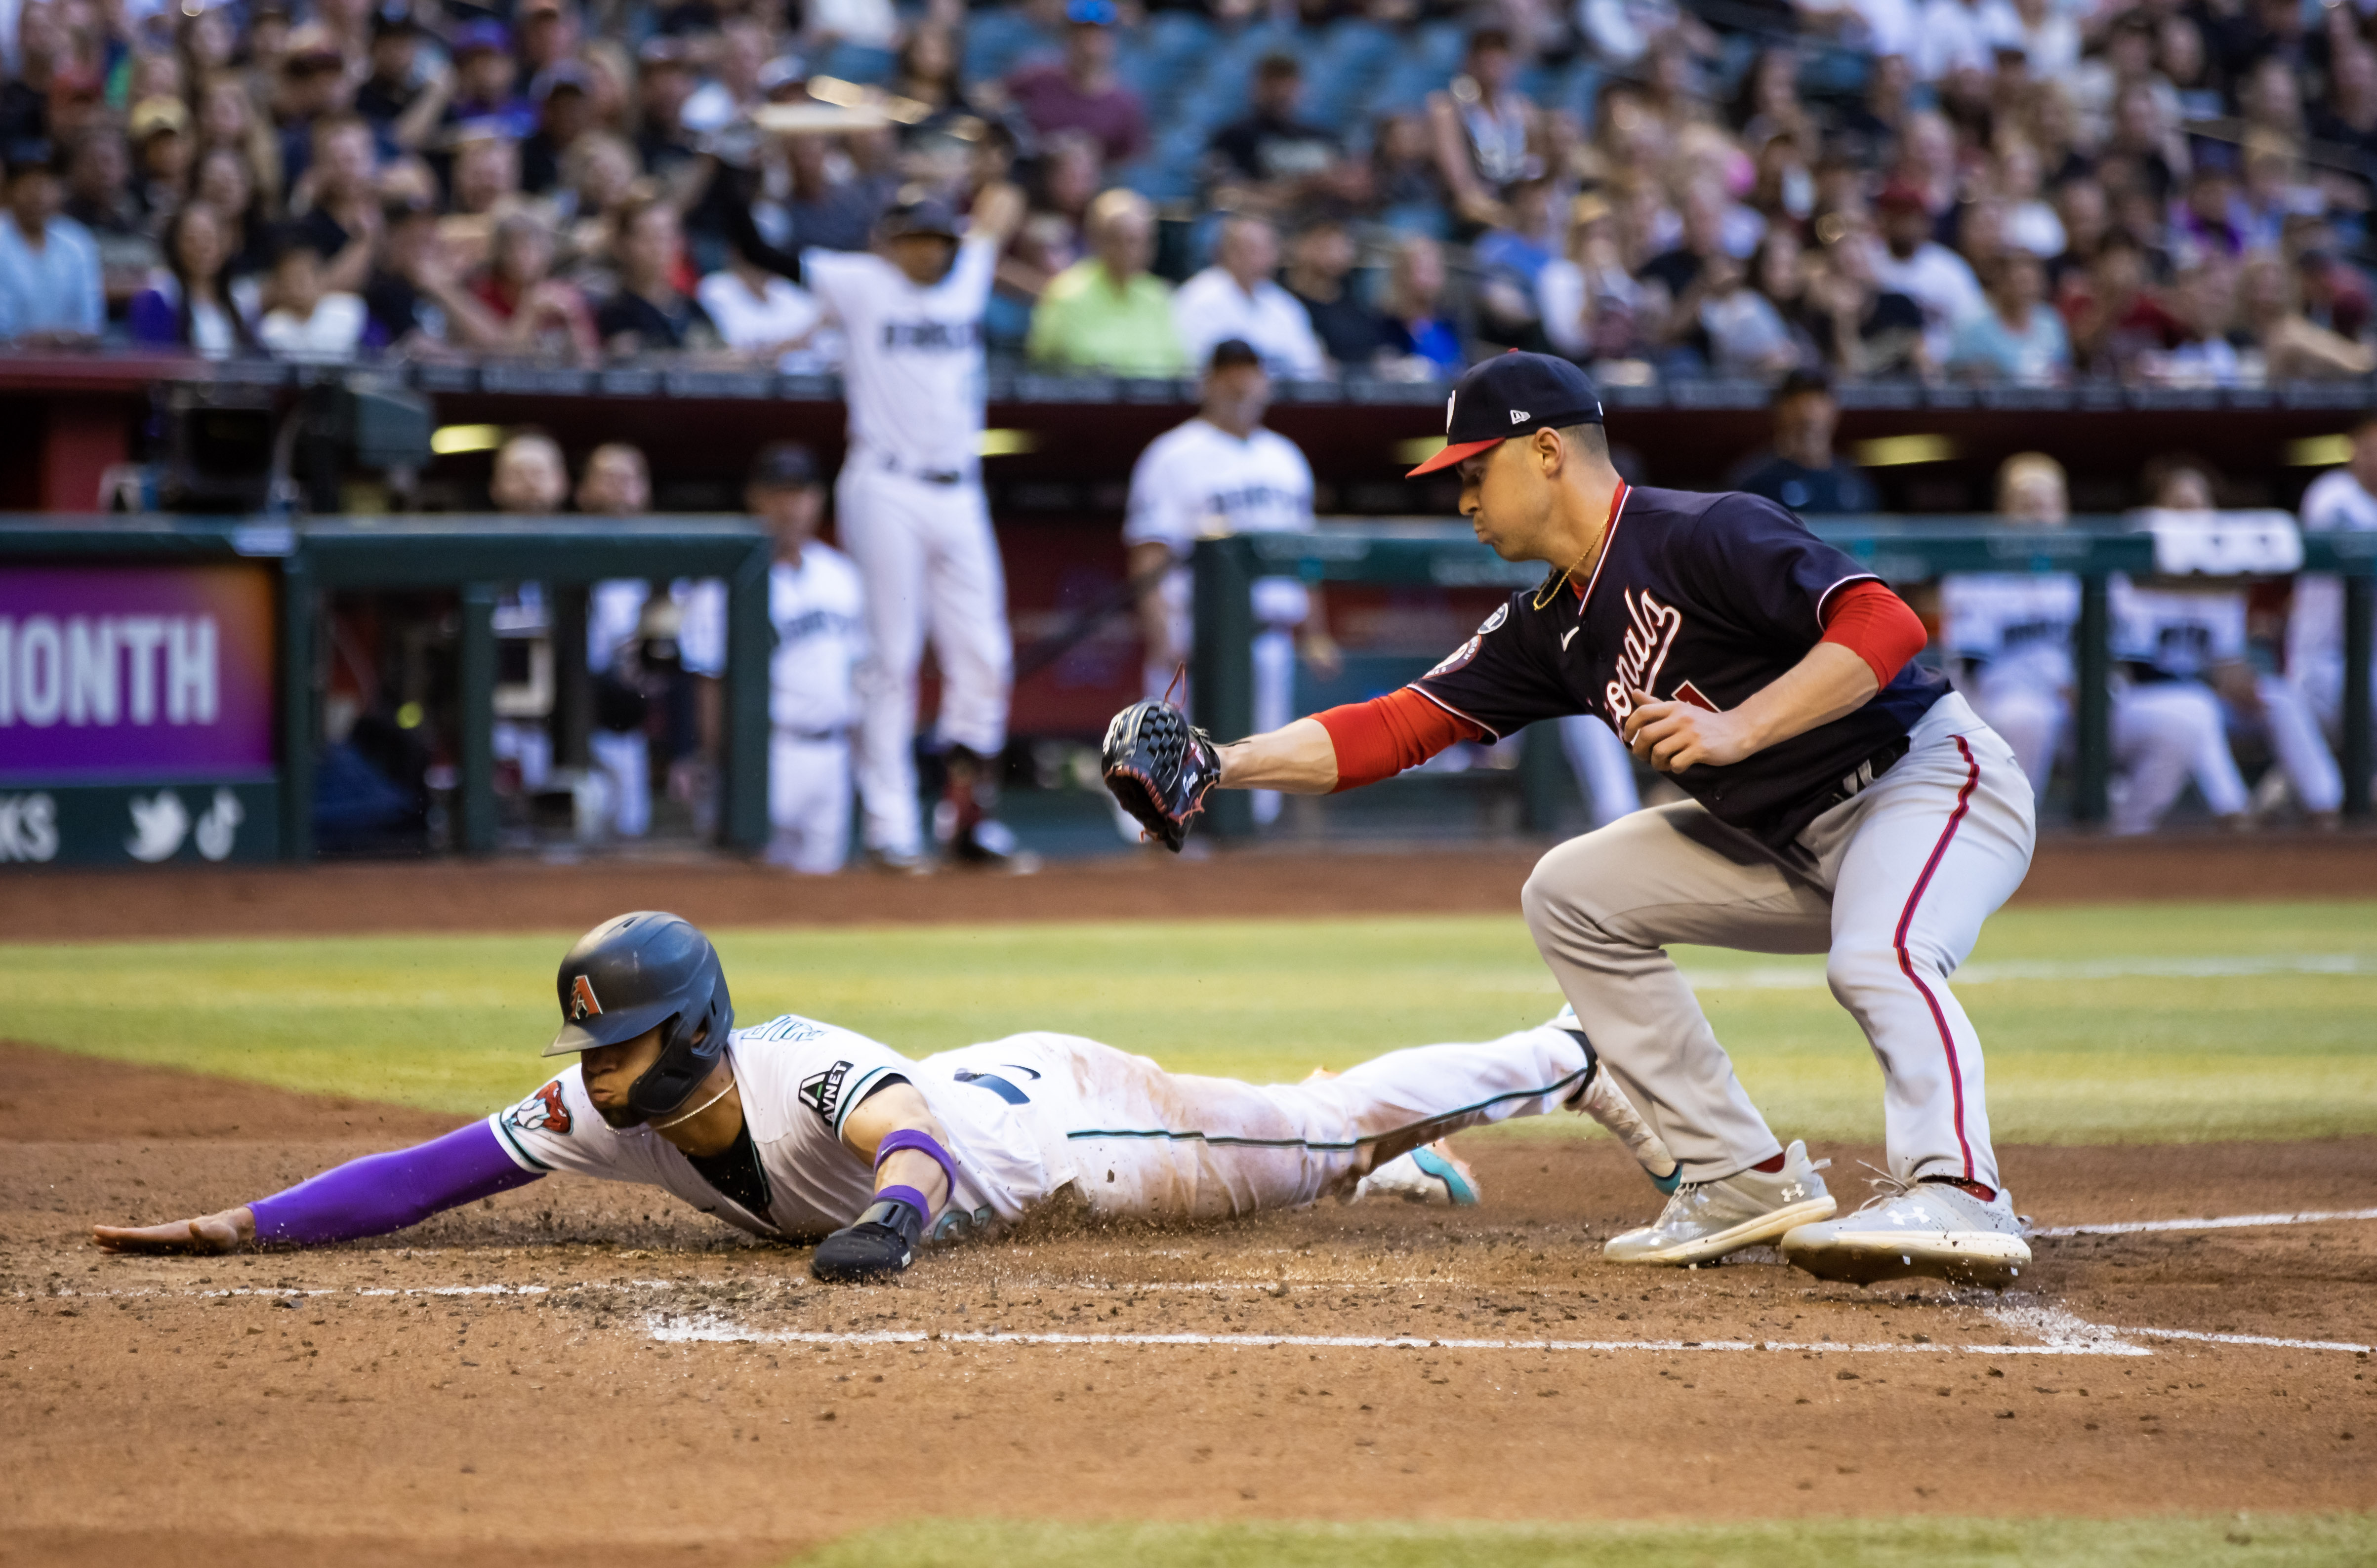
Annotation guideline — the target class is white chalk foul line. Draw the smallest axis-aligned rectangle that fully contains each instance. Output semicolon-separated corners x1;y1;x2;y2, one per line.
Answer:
2119;1325;2372;1354
2034;1206;2377;1239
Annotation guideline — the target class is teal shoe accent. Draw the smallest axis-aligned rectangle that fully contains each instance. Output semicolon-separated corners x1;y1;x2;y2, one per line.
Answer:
1410;1146;1479;1206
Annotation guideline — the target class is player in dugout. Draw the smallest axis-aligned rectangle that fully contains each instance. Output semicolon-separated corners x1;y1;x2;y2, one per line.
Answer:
1104;353;2040;1287
93;912;1675;1279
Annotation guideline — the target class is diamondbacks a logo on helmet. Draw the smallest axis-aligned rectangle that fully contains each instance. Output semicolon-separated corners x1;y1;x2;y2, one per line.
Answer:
569;974;602;1021
503;1079;574;1135
799;1060;854;1124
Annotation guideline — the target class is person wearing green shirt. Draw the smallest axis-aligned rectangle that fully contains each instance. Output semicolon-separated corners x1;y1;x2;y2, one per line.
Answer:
1025;188;1187;375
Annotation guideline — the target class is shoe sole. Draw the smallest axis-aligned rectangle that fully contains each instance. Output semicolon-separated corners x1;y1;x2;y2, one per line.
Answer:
1604;1195;1838;1267
1410;1146;1480;1206
1779;1227;2032;1287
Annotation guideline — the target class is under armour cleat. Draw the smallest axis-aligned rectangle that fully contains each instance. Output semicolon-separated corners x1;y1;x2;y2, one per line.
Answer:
1604;1139;1835;1266
1355;1140;1481;1206
1780;1174;2030;1288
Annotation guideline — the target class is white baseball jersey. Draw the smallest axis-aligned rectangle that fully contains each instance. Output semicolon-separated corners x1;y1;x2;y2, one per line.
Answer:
803;238;995;473
2292;467;2377;706
1940;572;2079;690
1125;416;1317;627
589;579;728;679
2111;575;2246;679
488;1013;1054;1241
763;544;867;733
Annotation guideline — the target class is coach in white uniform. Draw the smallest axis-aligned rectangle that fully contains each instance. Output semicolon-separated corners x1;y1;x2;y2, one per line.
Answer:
803;182;1029;870
745;442;868;875
1943;454;2245;834
2291;415;2377;755
1123;338;1337;828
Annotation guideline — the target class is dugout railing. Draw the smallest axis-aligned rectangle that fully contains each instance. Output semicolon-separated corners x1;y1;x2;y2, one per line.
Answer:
0;514;773;864
1189;520;2377;840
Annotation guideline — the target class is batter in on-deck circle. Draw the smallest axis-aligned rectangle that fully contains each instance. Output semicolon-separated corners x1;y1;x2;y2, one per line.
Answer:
1181;352;2041;1287
90;912;1677;1278
801;182;1031;873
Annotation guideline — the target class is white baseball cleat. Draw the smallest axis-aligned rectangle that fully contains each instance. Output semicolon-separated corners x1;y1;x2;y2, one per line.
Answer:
1780;1174;2031;1287
1354;1141;1481;1206
1603;1140;1836;1266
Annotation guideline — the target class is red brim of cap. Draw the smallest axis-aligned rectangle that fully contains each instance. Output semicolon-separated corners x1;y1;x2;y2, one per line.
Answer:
1405;437;1502;478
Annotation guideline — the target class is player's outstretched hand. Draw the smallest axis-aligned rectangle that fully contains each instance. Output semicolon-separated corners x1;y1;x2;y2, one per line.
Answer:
93;1205;256;1254
1101;699;1222;852
811;1196;926;1283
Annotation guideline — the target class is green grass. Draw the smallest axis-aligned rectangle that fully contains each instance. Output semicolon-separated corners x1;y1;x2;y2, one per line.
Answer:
2;901;2372;1145
787;1514;2377;1568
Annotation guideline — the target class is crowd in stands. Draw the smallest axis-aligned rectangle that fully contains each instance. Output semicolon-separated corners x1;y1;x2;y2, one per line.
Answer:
3;0;2377;386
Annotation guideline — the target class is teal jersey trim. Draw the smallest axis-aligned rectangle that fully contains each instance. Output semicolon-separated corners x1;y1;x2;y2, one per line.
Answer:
1062;1066;1590;1147
832;1063;898;1139
487;1112;555;1172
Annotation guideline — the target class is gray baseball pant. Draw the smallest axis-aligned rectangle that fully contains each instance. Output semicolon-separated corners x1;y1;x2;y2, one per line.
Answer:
1520;692;2035;1191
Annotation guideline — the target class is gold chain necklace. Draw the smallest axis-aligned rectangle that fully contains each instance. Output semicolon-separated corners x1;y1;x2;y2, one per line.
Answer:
1531;544;1593;611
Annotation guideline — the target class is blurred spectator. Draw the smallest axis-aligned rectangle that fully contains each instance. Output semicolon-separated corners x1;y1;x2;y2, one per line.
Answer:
127;98;194;228
634;39;703;194
489;430;569;791
1282;214;1389;372
256;230;365;361
1005;0;1145;167
128;202;252;357
2235;251;2377;382
354;5;446;154
1947;251;2070;384
889;26;977;127
1427;28;1543;231
1025;187;1184;375
1172;213;1325;380
1993;140;2062;259
61;127;158;312
1806;220;1927;379
474;209;600;362
1869;178;1981;366
1205;53;1339;216
597;195;719;354
682;16;772;135
783;132;886;253
195;75;284;215
445;21;533;141
1728;369;1876;513
1378;234;1465;378
520;65;596;197
1369;113;1449;235
293;115;381;295
0;145;100;344
2146;262;2243;386
1539;193;1646;363
362;200;504;354
274;30;356;192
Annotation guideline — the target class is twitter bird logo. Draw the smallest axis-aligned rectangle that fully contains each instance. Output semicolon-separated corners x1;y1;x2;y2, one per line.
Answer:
126;791;190;862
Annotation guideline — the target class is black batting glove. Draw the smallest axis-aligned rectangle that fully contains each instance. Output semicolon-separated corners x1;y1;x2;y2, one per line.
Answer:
811;1195;927;1283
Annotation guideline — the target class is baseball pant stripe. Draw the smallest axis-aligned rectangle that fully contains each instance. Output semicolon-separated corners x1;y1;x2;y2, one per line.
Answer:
1892;733;1981;1182
1062;1066;1592;1150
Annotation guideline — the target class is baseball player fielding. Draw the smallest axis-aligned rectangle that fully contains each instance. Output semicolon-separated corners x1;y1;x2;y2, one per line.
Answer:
1109;352;2041;1287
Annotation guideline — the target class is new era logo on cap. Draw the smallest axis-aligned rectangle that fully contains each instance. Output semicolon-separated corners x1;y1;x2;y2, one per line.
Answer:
1408;353;1604;476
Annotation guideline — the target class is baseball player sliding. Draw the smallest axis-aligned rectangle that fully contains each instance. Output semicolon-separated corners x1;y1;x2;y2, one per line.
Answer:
803;183;1031;873
1107;353;2040;1287
93;913;1673;1275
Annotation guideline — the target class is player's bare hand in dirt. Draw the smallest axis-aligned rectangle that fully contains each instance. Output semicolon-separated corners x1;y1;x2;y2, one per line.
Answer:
93;1205;256;1254
1624;687;1759;772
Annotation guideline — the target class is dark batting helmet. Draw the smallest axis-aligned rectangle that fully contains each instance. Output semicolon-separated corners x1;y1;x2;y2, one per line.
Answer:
544;912;734;1120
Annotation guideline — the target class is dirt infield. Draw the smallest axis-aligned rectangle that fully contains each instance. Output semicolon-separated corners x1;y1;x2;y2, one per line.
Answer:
4;833;2375;944
4;1045;2372;1568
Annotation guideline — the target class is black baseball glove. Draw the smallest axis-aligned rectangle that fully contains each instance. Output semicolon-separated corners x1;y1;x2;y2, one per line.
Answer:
810;1195;926;1283
1102;699;1222;852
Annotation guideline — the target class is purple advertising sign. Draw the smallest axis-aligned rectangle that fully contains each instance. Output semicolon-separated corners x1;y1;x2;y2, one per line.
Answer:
0;564;277;782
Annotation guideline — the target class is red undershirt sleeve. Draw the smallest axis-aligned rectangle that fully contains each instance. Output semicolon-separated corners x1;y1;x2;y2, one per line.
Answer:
1314;688;1485;792
1819;580;1928;688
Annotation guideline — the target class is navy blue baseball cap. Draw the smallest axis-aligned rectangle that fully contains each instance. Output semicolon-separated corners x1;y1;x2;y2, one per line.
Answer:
1407;352;1604;477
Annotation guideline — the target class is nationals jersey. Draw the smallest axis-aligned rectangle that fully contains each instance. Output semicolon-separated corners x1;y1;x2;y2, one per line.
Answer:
764;544;867;733
1412;483;1947;847
1940;572;2079;689
803;238;995;474
1125;416;1317;626
488;1013;1052;1242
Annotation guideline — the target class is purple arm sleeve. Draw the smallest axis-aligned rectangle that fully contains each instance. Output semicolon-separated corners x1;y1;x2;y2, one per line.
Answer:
246;1120;543;1247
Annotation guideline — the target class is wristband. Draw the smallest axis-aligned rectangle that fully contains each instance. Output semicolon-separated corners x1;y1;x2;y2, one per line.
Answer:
873;1128;957;1205
872;1183;933;1221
